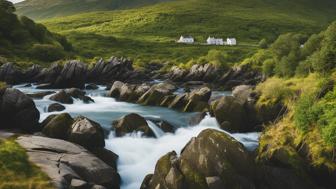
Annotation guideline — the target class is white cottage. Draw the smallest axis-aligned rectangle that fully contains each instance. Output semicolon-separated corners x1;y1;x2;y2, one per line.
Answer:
227;38;237;46
177;35;194;44
207;36;224;45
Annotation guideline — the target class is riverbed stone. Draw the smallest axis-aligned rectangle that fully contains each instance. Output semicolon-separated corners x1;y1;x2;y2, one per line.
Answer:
50;90;74;104
0;88;40;132
68;116;105;149
48;103;66;112
42;113;74;140
112;113;155;137
16;135;120;189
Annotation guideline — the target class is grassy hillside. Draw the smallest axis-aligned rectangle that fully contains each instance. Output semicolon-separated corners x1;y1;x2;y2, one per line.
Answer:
16;0;170;20
41;0;336;65
0;0;73;65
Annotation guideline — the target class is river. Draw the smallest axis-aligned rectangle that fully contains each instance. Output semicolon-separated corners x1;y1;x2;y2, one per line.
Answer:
14;84;260;189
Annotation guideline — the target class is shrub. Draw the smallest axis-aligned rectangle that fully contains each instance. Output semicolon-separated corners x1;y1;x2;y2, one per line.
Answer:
294;94;321;132
258;38;268;49
262;59;275;77
256;77;294;106
29;44;65;62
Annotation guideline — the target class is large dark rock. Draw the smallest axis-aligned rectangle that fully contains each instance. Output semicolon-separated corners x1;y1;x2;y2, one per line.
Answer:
112;113;155;137
137;82;176;106
168;64;225;82
68;116;105;149
16;135;120;189
49;90;74;104
142;129;314;189
107;81;138;102
0;88;40;132
0;63;24;84
220;64;263;90
87;57;147;83
48;103;66;112
42;113;74;140
54;60;87;89
168;87;211;112
210;96;251;132
50;89;94;104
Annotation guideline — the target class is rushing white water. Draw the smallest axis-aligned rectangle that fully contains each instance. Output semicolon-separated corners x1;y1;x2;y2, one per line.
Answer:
13;84;260;189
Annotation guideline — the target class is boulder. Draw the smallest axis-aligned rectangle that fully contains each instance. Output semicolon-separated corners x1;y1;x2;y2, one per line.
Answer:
143;129;255;189
211;96;253;132
54;60;87;89
108;81;124;98
232;85;254;102
68;116;105;149
16;135;120;189
146;117;176;133
112;113;155;137
91;148;119;170
167;87;211;112
87;57;147;83
65;88;94;103
0;63;24;84
142;129;313;189
23;64;42;83
50;90;74;104
86;83;99;90
0;88;40;132
183;87;211;112
50;89;94;104
42;113;74;140
48;103;66;112
138;82;176;106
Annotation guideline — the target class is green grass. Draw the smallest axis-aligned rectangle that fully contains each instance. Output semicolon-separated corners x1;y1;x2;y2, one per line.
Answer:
16;0;171;20
0;138;53;189
39;0;336;65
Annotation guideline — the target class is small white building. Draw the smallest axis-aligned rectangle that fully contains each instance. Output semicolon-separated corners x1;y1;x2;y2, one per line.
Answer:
177;35;194;44
226;38;237;46
207;36;224;45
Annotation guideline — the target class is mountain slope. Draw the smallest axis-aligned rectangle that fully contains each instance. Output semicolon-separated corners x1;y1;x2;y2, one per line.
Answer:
41;0;336;64
0;0;72;64
15;0;170;20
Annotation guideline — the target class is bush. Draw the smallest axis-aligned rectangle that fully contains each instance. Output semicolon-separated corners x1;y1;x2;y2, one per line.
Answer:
262;59;275;77
29;44;65;62
256;77;294;105
258;38;268;49
294;94;321;132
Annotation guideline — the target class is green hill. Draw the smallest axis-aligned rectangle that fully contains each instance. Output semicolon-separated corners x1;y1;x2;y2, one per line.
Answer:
39;0;336;65
0;0;73;64
16;0;170;20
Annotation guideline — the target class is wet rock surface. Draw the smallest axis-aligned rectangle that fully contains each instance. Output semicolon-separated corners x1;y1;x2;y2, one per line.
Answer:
0;88;40;132
141;129;314;189
16;135;120;189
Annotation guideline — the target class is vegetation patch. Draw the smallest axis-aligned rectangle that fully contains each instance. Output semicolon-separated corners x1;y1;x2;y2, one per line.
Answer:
0;138;53;189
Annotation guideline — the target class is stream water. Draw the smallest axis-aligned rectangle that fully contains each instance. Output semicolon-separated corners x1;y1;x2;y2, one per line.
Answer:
14;84;260;189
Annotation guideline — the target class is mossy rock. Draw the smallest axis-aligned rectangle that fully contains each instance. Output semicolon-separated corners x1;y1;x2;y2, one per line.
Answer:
42;113;74;139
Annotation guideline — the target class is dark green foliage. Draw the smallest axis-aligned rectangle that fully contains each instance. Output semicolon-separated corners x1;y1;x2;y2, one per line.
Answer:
294;94;321;132
294;78;336;147
0;0;72;63
29;44;65;62
256;21;336;77
258;38;268;49
312;22;336;73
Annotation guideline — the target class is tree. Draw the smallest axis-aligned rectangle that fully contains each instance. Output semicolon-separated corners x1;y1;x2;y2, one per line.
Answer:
258;38;268;49
0;0;15;13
